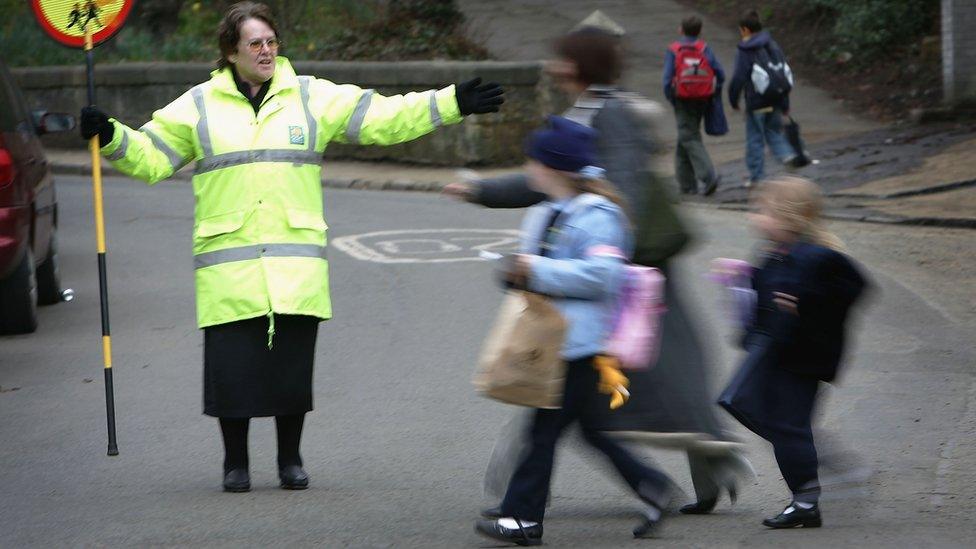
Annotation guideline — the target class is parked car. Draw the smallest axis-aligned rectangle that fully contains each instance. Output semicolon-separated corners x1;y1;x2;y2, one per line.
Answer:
0;58;75;334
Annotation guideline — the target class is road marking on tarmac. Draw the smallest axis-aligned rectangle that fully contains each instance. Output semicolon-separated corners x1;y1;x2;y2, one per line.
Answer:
331;229;520;264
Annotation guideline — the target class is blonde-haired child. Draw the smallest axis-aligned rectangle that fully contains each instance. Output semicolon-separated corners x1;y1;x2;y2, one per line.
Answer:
718;176;868;529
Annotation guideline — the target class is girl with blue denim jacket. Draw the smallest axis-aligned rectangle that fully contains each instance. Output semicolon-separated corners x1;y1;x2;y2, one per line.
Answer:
475;117;674;546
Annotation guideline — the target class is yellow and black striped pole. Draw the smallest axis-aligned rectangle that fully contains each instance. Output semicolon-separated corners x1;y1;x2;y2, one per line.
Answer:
85;27;119;456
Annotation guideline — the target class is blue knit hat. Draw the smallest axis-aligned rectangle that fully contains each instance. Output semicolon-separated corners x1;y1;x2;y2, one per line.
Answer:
525;116;603;176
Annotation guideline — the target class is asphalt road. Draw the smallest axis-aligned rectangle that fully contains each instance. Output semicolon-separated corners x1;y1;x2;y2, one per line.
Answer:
1;175;974;547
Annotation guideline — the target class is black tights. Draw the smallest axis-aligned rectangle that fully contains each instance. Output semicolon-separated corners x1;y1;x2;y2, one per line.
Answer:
219;414;305;472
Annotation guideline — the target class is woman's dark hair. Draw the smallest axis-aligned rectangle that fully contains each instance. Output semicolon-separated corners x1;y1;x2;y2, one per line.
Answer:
681;16;703;37
216;1;280;70
738;9;763;32
553;28;622;86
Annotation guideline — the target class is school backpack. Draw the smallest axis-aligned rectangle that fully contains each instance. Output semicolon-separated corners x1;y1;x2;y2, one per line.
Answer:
707;258;756;330
750;45;794;103
557;193;669;371
606;265;667;371
669;40;717;100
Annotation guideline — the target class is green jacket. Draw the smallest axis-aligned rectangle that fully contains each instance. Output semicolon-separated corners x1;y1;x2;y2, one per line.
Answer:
101;57;462;331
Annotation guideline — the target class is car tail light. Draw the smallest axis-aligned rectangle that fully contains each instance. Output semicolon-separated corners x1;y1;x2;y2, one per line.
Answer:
0;148;14;189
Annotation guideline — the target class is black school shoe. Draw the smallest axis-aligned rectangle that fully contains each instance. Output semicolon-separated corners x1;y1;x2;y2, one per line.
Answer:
633;480;674;538
223;469;251;493
633;499;669;539
701;174;722;196
762;503;822;528
279;465;310;490
481;505;503;519
475;518;542;546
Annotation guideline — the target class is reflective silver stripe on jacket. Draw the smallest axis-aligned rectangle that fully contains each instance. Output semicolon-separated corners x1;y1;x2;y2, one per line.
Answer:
194;149;322;175
297;76;318;151
106;129;129;161
190;85;213;157
429;91;442;128
194;243;327;269
141;126;188;172
345;89;374;144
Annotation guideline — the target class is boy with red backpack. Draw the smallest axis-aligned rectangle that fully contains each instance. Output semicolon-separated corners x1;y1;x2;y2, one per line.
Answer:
664;16;726;196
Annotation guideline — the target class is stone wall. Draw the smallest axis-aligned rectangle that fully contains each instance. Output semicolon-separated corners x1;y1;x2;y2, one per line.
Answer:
943;0;976;105
11;60;563;166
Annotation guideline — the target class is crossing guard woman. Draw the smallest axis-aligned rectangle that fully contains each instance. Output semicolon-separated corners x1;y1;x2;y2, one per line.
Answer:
79;1;504;492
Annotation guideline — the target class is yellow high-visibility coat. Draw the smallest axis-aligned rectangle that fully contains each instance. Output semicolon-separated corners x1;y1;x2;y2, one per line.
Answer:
100;57;462;329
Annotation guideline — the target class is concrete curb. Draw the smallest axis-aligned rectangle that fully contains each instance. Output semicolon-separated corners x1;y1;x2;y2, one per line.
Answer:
828;178;976;200
703;202;976;229
52;162;976;229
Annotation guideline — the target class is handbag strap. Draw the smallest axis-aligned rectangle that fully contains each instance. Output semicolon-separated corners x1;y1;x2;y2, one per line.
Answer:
536;193;607;257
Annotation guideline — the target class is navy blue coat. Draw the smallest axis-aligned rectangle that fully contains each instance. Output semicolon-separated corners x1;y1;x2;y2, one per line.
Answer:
728;31;791;112
745;241;867;382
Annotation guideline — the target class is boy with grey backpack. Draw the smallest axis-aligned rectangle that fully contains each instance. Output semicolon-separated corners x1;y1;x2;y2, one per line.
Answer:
728;10;801;186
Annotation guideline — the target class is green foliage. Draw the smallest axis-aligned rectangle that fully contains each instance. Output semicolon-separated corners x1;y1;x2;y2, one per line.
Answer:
809;0;938;61
301;0;488;61
1;0;487;67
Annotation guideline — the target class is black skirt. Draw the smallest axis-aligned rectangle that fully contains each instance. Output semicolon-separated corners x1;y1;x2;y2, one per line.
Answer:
586;273;729;438
203;314;319;418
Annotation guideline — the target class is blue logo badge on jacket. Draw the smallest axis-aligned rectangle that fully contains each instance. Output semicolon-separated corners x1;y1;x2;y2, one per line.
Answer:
289;126;305;145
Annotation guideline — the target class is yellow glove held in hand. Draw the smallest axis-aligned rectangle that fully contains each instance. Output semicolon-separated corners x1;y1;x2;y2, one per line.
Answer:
594;355;630;410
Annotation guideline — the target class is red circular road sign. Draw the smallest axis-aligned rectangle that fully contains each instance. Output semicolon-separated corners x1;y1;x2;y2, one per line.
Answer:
32;0;135;48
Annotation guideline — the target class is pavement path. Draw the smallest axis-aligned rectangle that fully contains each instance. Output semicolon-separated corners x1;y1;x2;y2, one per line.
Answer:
1;175;974;546
457;0;880;169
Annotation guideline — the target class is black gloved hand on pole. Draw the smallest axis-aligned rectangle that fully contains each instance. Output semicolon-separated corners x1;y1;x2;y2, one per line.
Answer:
455;77;505;115
80;106;114;145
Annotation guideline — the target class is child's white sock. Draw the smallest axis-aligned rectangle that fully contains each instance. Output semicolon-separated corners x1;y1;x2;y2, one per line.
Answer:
499;517;539;529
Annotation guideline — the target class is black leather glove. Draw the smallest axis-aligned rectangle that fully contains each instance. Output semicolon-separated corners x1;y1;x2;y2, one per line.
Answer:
80;106;114;144
455;77;504;115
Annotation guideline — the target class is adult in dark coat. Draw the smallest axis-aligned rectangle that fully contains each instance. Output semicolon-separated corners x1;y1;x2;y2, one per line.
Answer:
446;26;750;515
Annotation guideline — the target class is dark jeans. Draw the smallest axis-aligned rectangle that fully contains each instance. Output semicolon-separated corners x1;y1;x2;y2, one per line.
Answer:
718;337;821;503
674;100;717;193
500;357;672;523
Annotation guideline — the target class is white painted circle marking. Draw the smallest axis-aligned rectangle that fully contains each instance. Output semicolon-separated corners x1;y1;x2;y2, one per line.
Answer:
331;229;521;264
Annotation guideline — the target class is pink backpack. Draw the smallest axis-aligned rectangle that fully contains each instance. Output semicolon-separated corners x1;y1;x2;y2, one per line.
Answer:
606;265;667;371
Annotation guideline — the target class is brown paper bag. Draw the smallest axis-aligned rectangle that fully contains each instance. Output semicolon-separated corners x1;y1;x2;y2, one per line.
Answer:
473;292;567;409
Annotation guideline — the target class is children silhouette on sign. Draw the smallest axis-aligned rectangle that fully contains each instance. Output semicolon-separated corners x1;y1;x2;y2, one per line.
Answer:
83;0;103;30
67;3;83;29
67;1;103;31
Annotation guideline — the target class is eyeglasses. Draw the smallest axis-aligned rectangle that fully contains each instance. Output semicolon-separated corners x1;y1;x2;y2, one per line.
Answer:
245;38;280;53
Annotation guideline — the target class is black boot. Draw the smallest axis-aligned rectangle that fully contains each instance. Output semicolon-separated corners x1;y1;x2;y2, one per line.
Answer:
475;518;542;546
680;496;717;515
680;481;738;514
223;469;251;493
219;418;250;492
762;503;822;528
279;464;310;490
